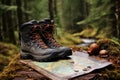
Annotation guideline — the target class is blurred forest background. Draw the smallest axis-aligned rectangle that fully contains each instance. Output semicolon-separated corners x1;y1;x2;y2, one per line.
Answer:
0;0;120;80
0;0;120;44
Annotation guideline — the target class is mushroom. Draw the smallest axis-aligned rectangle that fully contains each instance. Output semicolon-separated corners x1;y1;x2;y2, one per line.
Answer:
88;43;99;55
99;50;108;58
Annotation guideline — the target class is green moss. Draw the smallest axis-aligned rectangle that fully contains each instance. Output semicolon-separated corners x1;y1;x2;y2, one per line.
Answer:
97;38;120;56
95;27;112;39
73;27;98;38
73;26;112;39
0;42;18;71
96;38;120;80
0;42;29;80
55;32;83;46
101;68;120;80
0;54;29;80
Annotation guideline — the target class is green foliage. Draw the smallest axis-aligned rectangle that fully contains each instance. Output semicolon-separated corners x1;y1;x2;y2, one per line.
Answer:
0;4;17;16
0;5;17;12
28;0;49;20
76;0;114;38
77;0;113;27
57;0;87;32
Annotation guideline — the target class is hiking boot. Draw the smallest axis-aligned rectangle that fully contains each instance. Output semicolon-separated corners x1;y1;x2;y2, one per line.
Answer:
20;20;68;62
39;18;72;58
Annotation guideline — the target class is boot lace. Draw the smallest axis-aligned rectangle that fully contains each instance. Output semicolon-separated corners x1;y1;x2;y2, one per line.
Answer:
31;25;48;49
41;24;61;48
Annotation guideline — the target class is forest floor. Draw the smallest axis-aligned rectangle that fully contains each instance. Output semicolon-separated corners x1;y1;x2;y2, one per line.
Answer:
0;38;120;80
0;54;109;80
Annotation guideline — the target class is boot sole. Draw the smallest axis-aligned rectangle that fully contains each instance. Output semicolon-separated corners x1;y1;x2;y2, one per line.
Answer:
57;48;72;59
20;50;59;62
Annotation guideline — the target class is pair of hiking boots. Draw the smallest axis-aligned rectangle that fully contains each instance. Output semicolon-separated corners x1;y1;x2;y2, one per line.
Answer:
20;18;72;62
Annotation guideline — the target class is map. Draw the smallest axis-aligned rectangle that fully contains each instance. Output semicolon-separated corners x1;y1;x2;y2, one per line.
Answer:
28;51;112;80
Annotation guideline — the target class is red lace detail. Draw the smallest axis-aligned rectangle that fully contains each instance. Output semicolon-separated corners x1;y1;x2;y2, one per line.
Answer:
42;25;61;47
31;25;48;48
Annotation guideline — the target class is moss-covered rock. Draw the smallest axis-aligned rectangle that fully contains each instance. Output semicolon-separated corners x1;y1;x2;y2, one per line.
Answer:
97;38;120;56
96;38;120;80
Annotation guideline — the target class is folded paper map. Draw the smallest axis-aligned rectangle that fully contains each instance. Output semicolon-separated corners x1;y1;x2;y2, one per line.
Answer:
20;51;112;80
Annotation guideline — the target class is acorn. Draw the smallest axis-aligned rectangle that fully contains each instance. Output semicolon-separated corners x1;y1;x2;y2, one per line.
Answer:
88;43;99;55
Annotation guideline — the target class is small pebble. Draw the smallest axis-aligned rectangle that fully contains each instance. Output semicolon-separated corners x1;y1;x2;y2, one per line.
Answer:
87;66;91;69
74;69;79;72
83;68;88;71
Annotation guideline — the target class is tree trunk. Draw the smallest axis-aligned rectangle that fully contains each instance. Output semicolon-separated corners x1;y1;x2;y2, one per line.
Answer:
1;0;8;42
23;0;29;21
82;0;88;18
115;0;120;39
54;0;57;18
117;0;120;39
0;0;3;41
6;0;16;44
16;0;24;28
48;0;54;20
0;18;3;41
16;0;24;44
113;0;120;39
